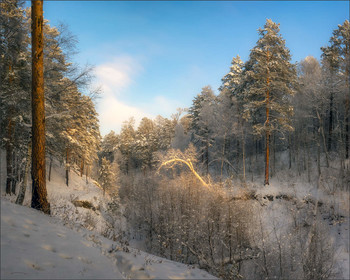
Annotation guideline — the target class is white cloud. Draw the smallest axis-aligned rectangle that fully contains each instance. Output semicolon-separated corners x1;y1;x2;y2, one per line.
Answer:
94;55;185;136
97;93;152;136
94;55;152;136
94;55;142;95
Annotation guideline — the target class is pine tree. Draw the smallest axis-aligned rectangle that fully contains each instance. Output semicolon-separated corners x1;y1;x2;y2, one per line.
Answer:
99;157;115;197
119;118;136;174
219;55;245;177
219;55;244;95
322;20;350;158
188;86;217;175
0;0;31;194
241;19;297;185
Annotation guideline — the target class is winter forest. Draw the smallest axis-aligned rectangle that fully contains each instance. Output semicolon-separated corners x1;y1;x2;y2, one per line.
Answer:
1;0;349;279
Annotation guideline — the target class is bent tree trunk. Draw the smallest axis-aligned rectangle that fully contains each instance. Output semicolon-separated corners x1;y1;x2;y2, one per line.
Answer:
31;0;50;214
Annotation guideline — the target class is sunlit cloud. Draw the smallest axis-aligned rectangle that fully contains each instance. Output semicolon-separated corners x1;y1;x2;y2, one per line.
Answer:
94;55;186;136
95;55;142;95
97;93;153;136
94;55;152;136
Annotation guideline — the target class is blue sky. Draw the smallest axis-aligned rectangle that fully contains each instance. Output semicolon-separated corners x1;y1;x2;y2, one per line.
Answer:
38;1;349;135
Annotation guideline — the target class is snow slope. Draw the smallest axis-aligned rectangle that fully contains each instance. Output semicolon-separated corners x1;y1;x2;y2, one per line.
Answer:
1;199;216;279
0;151;216;279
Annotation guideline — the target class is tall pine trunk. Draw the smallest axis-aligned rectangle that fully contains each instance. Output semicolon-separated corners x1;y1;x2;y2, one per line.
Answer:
31;0;50;214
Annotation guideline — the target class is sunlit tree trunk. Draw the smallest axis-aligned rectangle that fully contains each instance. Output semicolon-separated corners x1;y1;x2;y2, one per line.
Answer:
31;0;50;214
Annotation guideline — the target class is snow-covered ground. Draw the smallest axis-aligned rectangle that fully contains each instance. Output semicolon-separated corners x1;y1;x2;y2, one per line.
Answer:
1;149;349;279
0;199;216;279
0;150;216;279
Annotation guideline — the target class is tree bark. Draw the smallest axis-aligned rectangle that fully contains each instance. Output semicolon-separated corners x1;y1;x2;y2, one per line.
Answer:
48;155;52;181
16;141;31;205
5;116;14;194
264;50;270;186
345;40;349;159
65;147;69;186
80;158;84;177
31;0;50;214
328;91;333;151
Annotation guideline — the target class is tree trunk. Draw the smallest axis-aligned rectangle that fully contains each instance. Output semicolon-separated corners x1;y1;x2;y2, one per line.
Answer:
31;0;50;214
6;116;14;194
265;131;270;185
220;133;226;180
86;164;89;183
206;134;209;176
16;141;31;205
12;149;18;194
264;51;270;186
272;133;275;177
48;155;52;181
242;128;246;182
65;147;69;186
288;132;292;169
328;92;333;151
346;73;349;160
80;158;84;177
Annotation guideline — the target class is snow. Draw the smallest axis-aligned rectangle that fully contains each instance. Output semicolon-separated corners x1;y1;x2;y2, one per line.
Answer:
0;199;216;279
1;149;348;279
1;199;123;279
0;150;216;279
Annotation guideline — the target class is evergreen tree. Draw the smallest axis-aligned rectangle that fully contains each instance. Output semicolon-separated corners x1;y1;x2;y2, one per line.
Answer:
241;19;297;185
0;0;31;194
321;20;350;158
99;157;115;197
188;86;217;175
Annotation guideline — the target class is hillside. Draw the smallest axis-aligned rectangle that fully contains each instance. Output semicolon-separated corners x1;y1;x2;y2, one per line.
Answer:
1;150;349;279
0;152;216;279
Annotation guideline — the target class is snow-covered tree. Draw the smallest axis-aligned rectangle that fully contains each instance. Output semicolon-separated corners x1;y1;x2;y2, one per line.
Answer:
0;0;31;194
219;55;244;95
118;118;136;174
189;86;217;175
241;19;297;185
321;20;350;158
99;157;115;197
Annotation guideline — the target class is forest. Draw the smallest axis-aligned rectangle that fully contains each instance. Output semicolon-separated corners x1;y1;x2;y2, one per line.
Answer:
1;0;349;279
